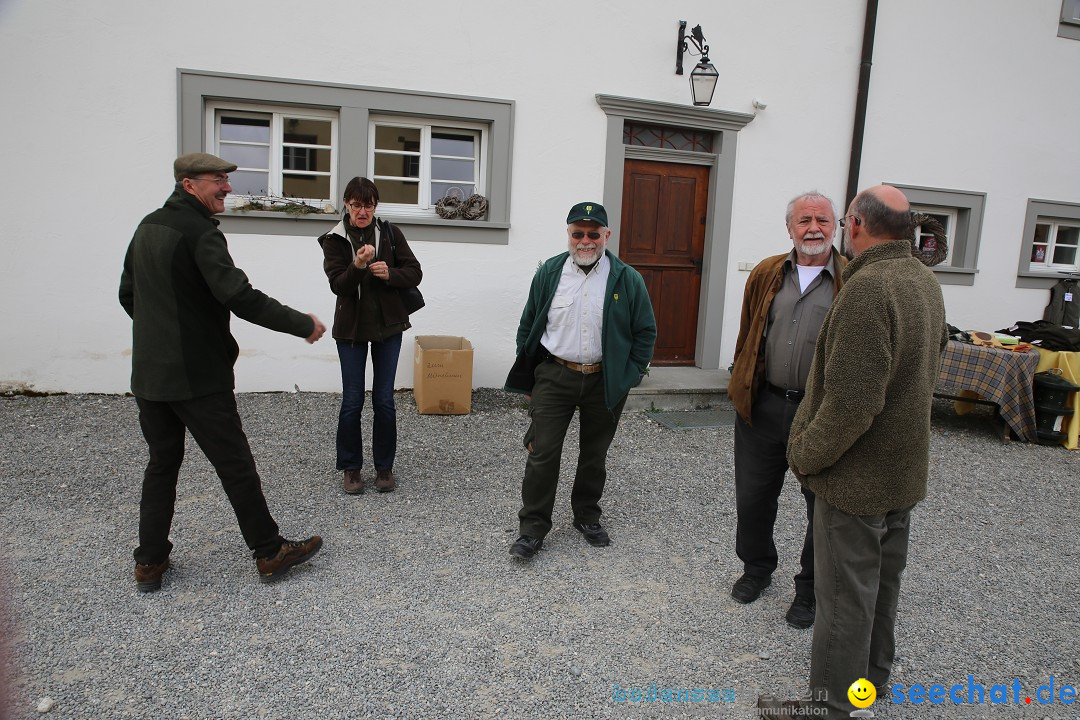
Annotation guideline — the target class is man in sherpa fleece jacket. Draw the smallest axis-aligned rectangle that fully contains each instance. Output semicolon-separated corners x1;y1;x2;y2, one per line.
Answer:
760;185;947;720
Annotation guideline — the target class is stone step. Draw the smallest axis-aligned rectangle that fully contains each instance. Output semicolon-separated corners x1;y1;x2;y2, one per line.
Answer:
625;366;731;411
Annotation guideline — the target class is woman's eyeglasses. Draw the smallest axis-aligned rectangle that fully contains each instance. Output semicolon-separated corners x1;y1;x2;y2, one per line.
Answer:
570;231;603;240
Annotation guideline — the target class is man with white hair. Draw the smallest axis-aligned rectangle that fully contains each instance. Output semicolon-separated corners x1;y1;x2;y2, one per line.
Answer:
727;191;846;628
504;201;656;560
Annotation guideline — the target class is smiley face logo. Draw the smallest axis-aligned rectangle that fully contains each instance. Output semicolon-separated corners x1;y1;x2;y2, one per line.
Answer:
847;678;876;708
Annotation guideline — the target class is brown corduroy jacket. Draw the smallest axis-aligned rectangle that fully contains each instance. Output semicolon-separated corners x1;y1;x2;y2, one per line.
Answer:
728;248;847;423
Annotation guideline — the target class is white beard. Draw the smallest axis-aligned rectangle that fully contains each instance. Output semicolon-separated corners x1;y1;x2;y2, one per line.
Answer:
796;240;829;257
569;239;605;266
795;231;831;259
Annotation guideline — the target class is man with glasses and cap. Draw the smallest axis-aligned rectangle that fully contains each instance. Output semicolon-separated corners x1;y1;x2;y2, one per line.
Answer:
119;152;327;591
504;201;656;560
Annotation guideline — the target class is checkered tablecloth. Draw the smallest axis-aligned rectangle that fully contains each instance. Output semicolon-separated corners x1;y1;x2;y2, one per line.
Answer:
937;340;1041;441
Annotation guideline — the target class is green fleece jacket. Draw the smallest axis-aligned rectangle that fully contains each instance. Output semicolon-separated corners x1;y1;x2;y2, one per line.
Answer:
509;250;656;410
119;187;314;401
787;240;947;515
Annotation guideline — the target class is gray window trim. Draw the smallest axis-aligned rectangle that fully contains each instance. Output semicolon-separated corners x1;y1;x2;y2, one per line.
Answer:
889;183;986;287
1061;0;1080;40
1016;198;1080;289
178;69;513;244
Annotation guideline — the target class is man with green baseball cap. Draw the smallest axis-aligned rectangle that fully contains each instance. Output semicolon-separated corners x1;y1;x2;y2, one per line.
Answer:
505;201;656;560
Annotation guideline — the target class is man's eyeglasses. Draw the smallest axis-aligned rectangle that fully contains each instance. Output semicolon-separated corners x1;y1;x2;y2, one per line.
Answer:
190;175;230;186
570;231;603;240
346;202;376;212
838;214;862;228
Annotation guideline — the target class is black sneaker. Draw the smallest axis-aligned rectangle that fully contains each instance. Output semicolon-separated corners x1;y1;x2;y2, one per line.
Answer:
785;594;816;629
509;535;543;560
572;521;611;547
256;536;323;582
730;572;771;604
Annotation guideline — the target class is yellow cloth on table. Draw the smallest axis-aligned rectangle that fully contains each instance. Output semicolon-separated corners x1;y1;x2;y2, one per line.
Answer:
1033;349;1080;450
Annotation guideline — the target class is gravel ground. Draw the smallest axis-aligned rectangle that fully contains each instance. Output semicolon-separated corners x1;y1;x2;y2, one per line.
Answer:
0;390;1078;720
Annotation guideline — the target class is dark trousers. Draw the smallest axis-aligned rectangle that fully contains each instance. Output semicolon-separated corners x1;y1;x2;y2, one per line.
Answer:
733;390;815;597
133;392;282;564
517;360;627;539
335;335;402;472
810;496;913;718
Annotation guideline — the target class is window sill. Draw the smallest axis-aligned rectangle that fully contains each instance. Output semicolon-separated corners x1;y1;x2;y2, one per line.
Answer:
1015;270;1079;289
216;208;510;244
929;266;977;286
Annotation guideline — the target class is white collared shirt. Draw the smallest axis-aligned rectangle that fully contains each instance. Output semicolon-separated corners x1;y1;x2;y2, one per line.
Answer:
540;254;610;364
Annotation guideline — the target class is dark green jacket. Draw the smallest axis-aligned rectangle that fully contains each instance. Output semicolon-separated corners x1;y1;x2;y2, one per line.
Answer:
508;250;656;410
119;187;314;401
787;240;947;515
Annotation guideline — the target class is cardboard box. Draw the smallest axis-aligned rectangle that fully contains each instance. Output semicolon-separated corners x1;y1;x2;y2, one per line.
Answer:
413;335;473;414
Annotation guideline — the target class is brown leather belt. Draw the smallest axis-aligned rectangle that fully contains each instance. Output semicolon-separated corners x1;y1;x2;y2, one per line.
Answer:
552;356;603;374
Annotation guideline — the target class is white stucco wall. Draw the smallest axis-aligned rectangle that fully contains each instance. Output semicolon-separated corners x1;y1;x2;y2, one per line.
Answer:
861;0;1080;331
0;1;1075;394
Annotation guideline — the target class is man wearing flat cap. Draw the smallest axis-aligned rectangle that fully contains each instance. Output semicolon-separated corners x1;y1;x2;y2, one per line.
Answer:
119;152;327;591
504;201;656;560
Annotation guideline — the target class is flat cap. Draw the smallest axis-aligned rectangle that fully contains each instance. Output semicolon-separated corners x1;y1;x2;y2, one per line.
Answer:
173;152;237;181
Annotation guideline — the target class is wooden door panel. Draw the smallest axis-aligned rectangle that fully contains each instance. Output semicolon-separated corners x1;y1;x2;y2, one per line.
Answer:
619;159;709;366
624;175;659;255
659;177;696;256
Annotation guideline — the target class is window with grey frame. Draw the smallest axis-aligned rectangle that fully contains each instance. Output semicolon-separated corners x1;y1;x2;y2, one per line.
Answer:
177;69;513;242
1018;199;1080;278
889;184;986;286
208;104;337;207
1060;0;1080;40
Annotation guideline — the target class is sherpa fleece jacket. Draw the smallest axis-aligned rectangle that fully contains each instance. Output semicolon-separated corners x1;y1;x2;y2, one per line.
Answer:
511;250;656;411
787;239;947;516
119;187;314;401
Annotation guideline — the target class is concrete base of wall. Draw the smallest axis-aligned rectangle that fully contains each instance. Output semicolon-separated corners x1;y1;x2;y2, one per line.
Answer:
625;366;730;411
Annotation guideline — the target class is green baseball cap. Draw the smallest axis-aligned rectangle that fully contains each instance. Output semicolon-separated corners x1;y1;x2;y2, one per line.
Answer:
566;201;608;227
174;152;238;181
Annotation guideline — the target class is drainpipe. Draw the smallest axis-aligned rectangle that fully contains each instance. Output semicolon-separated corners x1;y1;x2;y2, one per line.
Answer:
845;0;879;209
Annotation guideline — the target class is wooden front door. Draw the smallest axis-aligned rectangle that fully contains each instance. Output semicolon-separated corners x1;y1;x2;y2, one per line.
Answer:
618;159;709;366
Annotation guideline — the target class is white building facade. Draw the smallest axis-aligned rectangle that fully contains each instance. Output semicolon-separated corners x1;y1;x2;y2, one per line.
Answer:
1;0;1078;394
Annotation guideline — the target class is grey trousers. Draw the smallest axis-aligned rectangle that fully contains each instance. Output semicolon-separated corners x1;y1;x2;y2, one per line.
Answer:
809;495;914;718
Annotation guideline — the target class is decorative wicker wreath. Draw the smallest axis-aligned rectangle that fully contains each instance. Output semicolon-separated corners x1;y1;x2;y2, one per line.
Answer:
909;212;949;267
460;194;489;221
435;189;463;219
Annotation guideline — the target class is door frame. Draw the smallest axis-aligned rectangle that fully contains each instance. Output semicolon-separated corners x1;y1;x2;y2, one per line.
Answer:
595;94;754;370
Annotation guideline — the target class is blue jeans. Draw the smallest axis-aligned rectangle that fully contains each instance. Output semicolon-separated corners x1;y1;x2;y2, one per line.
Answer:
336;335;402;472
